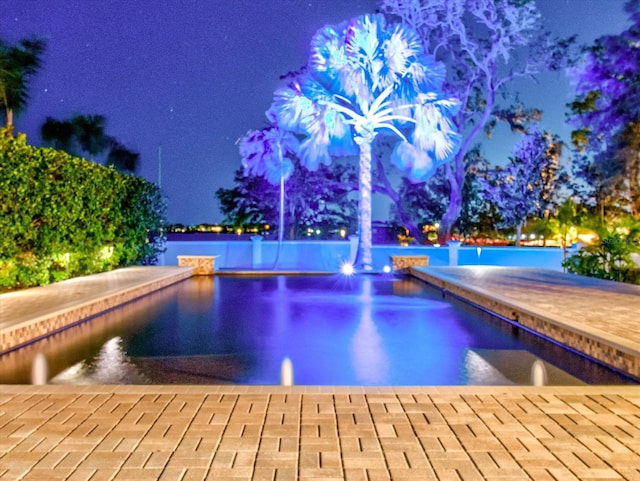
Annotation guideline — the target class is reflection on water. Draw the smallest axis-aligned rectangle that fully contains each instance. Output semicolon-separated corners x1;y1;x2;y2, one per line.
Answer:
464;349;583;385
2;275;636;385
52;337;148;384
351;277;389;384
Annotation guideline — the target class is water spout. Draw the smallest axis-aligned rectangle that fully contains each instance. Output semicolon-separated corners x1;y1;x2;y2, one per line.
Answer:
280;357;293;386
31;353;48;385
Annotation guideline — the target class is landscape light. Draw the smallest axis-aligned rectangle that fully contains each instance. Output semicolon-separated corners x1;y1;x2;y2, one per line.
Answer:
340;262;355;276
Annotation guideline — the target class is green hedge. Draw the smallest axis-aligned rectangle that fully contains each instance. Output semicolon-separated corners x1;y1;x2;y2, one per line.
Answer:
0;131;166;291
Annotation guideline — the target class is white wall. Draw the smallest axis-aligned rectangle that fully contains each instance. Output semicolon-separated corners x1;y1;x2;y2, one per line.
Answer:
161;240;572;272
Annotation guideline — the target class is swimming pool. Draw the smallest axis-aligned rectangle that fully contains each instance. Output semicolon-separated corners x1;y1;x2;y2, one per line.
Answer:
0;275;634;385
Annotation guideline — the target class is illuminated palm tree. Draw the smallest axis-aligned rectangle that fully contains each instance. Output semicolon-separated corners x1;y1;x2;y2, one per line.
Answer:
0;37;45;135
238;120;299;267
270;14;460;270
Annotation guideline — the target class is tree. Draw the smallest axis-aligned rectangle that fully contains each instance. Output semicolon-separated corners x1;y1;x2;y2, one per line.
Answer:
41;114;140;173
616;122;640;218
567;0;640;220
238;122;298;267
41;114;109;159
71;114;110;161
0;36;46;136
216;161;358;239
106;141;140;174
455;147;500;240
381;0;575;242
480;127;557;245
568;0;640;151
270;13;460;270
392;168;449;238
41;117;75;151
216;169;278;229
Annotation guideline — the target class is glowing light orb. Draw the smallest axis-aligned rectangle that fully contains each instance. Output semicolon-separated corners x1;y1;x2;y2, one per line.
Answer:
382;265;391;273
340;262;355;276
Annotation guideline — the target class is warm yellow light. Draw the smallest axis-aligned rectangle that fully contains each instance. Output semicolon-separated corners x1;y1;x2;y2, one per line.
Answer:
577;233;596;244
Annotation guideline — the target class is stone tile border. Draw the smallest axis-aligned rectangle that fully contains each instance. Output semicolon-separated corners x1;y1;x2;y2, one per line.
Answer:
0;267;193;354
178;255;219;275
390;255;429;272
410;267;640;380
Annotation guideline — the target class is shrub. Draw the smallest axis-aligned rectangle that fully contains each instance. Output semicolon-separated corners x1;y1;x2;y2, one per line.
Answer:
0;130;166;291
562;218;640;284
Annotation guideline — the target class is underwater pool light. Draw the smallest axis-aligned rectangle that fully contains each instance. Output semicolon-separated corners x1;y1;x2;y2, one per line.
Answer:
340;262;355;276
382;265;391;274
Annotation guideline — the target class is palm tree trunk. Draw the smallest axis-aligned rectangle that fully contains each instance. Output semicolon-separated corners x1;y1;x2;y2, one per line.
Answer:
5;108;13;136
357;141;373;271
273;170;285;270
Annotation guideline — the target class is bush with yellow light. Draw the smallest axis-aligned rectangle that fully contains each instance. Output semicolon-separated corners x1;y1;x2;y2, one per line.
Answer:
0;130;166;291
562;217;640;284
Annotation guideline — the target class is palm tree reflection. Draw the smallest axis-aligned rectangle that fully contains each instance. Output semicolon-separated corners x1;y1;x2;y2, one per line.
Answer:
350;276;389;384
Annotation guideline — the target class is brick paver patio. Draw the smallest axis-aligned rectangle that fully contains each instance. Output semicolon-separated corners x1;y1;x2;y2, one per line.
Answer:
1;385;640;481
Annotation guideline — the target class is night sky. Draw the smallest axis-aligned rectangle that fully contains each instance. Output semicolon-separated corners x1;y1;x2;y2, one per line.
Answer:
2;1;630;225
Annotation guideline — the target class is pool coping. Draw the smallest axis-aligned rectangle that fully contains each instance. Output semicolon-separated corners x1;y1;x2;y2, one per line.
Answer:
0;266;193;354
410;266;640;380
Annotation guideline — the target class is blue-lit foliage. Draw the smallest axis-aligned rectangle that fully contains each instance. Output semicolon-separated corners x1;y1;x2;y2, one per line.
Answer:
238;123;298;186
270;13;460;269
479;127;559;245
238;122;300;259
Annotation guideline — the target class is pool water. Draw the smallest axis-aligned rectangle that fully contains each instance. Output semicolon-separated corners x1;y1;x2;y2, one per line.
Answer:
0;275;635;385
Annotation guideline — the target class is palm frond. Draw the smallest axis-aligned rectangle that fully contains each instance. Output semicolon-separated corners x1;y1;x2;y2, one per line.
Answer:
412;101;461;162
391;141;436;180
239;127;298;185
271;83;317;133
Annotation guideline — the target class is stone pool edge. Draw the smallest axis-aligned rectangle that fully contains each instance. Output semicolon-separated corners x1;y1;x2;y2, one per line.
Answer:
409;267;640;380
0;267;193;354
